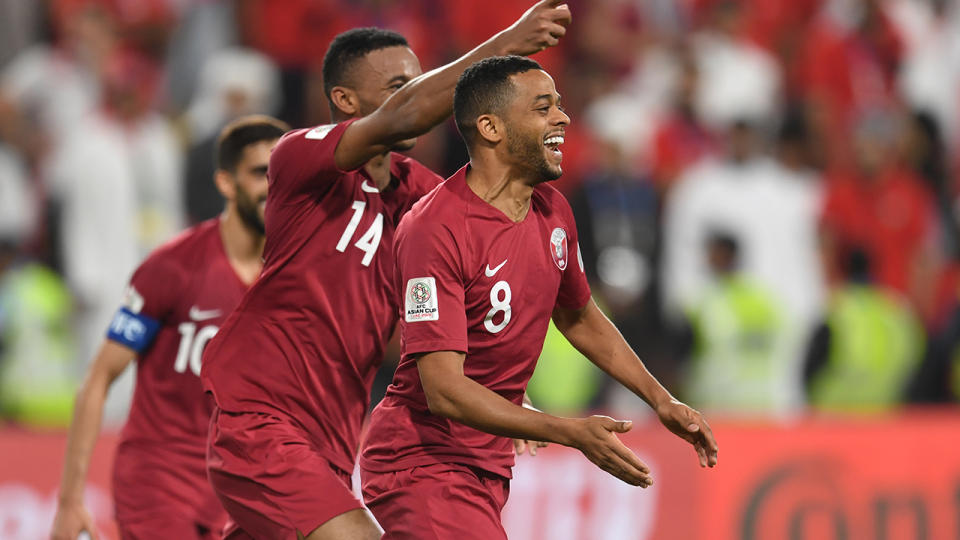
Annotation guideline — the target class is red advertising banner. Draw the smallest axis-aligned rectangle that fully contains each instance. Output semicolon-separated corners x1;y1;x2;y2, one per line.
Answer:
2;410;959;539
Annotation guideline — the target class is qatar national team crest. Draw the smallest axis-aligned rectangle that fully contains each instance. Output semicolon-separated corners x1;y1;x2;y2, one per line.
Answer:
549;227;568;270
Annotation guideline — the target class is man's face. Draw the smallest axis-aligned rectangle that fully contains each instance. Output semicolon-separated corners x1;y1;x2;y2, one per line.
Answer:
351;46;423;150
230;139;277;235
501;69;570;182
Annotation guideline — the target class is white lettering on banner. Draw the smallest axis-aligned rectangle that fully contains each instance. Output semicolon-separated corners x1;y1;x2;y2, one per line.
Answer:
0;484;113;540
502;452;657;540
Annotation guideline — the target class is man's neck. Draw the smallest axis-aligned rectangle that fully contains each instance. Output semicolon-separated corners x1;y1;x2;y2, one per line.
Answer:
364;152;393;190
219;210;265;286
466;155;536;223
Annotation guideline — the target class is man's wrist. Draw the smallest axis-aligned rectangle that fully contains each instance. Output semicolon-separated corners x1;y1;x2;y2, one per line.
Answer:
486;30;515;57
58;491;83;505
548;416;579;448
649;390;676;414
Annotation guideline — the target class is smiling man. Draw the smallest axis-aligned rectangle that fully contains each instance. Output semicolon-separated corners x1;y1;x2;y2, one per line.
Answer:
359;56;719;539
199;3;573;540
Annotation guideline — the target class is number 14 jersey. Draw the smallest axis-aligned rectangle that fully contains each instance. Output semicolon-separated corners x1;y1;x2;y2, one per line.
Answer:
360;165;591;479
201;121;442;474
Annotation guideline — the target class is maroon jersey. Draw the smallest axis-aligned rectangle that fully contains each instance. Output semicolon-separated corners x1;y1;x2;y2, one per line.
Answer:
107;218;244;528
360;166;591;478
201;120;443;473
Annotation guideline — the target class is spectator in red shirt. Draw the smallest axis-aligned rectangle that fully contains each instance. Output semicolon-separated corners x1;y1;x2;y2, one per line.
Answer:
820;109;936;305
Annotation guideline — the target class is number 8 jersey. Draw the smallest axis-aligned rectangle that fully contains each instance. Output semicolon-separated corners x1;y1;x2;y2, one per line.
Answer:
360;165;591;478
108;218;244;529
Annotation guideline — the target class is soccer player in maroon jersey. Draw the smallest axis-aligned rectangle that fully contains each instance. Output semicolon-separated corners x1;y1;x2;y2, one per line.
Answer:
198;3;571;540
359;56;720;538
49;115;288;540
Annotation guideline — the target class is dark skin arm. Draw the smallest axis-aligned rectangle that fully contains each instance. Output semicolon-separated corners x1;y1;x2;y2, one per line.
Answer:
51;340;135;540
333;0;572;171
552;298;719;468
418;351;653;487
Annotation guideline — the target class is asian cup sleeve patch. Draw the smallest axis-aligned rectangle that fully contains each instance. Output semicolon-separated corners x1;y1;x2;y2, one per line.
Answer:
106;307;160;353
405;277;439;322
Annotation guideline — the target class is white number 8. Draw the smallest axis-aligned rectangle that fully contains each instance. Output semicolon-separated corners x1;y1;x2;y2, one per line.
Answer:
484;280;512;334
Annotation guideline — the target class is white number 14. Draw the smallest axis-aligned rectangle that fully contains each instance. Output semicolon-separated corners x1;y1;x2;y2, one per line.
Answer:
336;201;384;267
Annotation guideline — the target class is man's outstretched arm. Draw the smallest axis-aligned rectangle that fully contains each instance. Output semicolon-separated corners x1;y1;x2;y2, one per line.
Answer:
417;351;653;487
334;0;572;171
51;340;135;540
552;298;719;468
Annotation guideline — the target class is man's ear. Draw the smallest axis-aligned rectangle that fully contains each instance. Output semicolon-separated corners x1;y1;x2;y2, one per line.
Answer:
329;86;359;117
477;114;505;144
214;169;236;200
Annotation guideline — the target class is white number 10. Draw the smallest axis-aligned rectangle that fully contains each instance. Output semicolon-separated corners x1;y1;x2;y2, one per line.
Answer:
336;201;384;267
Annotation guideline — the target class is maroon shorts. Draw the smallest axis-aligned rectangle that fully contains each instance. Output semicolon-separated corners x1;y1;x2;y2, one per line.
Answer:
207;407;363;540
361;463;510;540
117;516;221;540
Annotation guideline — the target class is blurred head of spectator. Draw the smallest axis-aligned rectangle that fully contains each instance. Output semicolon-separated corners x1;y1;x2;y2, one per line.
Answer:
52;0;118;68
776;107;816;171
704;0;746;37
851;108;901;178
648;46;717;188
706;230;739;277
100;48;162;125
723;119;758;164
185;48;280;143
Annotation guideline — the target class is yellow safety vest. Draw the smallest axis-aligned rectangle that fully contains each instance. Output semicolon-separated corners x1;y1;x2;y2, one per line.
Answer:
809;285;923;412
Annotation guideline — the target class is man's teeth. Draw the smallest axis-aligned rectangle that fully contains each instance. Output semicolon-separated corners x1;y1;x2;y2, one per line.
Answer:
544;136;564;146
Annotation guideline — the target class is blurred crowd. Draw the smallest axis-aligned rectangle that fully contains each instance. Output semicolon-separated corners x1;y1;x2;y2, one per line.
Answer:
1;0;959;428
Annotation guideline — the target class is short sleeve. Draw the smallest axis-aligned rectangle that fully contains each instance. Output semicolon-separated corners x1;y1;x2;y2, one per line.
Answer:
555;199;592;310
395;215;468;356
266;119;358;205
105;253;183;353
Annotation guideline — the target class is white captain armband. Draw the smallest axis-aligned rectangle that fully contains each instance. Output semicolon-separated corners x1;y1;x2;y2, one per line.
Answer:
105;307;160;352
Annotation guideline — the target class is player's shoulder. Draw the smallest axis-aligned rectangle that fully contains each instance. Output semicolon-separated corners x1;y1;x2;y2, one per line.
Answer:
271;121;352;163
398;176;464;239
532;181;575;219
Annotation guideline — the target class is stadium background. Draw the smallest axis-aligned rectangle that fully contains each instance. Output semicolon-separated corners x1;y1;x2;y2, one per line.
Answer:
1;0;960;538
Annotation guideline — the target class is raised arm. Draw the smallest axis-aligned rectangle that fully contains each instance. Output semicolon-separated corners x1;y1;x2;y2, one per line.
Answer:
417;350;653;487
552;298;719;468
50;341;135;540
334;0;572;170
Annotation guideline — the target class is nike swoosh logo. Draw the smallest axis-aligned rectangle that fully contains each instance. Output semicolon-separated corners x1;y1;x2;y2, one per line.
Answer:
484;259;507;277
189;306;222;321
361;180;379;193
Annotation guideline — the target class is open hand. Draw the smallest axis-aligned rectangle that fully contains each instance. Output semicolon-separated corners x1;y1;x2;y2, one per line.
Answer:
566;415;653;487
500;0;573;56
656;399;718;468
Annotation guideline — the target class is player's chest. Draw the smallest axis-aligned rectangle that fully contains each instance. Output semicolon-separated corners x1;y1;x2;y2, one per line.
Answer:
323;173;408;268
462;216;573;330
160;264;246;376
